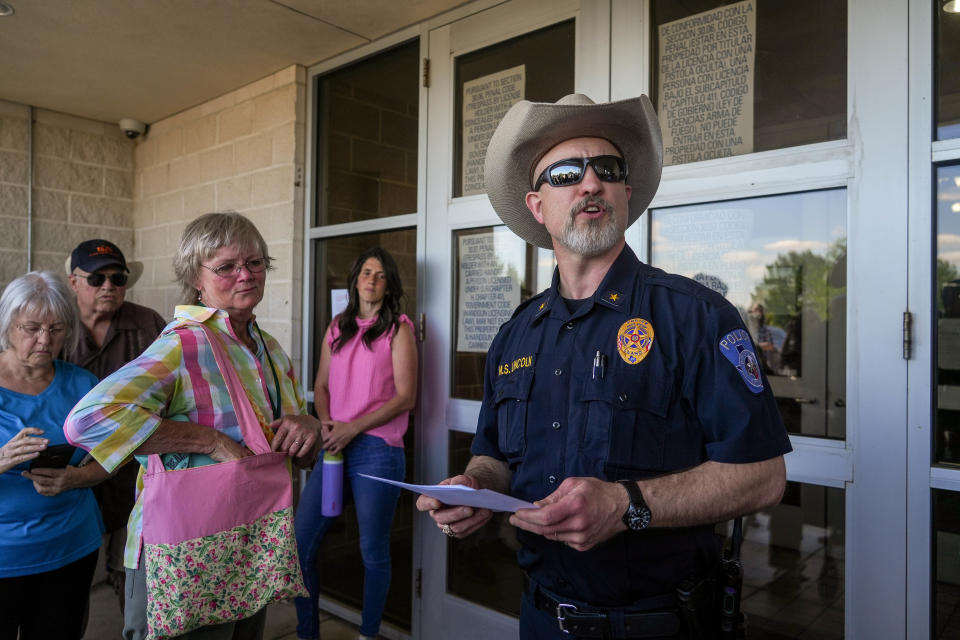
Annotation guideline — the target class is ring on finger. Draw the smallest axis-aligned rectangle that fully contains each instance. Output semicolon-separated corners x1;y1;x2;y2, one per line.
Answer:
441;524;456;537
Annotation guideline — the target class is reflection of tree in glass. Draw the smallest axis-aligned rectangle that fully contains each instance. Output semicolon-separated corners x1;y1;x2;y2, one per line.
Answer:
937;259;960;316
749;240;846;377
751;239;847;330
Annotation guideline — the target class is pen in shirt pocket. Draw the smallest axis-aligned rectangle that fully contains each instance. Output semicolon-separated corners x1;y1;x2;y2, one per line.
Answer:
592;351;607;380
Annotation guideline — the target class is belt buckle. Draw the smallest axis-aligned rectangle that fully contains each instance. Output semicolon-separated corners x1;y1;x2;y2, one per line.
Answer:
556;602;578;634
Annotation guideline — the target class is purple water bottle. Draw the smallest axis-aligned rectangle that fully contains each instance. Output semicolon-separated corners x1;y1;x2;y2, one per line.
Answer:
321;452;344;517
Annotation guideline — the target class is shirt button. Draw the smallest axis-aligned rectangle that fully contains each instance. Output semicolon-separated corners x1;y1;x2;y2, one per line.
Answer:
554;368;562;376
619;392;629;403
552;421;561;430
565;322;574;329
547;475;558;484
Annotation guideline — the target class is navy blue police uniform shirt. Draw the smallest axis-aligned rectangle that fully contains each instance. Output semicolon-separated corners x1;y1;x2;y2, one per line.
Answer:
471;244;792;607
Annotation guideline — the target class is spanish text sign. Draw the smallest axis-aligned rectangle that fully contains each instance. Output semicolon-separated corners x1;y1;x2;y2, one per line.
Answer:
658;0;756;165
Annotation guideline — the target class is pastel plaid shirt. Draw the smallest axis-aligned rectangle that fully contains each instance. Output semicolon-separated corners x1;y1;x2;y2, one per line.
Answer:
65;305;307;568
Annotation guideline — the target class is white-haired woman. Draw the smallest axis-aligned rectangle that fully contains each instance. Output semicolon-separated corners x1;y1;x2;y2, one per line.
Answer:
0;271;106;639
66;212;322;640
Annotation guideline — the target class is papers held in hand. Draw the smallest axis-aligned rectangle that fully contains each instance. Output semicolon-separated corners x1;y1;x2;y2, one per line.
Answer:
357;473;539;512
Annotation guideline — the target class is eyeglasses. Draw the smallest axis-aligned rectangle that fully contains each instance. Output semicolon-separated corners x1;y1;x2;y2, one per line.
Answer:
17;323;67;339
200;258;270;278
76;272;128;287
533;155;629;190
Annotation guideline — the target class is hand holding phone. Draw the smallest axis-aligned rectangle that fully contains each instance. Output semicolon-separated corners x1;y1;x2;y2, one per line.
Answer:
28;444;76;470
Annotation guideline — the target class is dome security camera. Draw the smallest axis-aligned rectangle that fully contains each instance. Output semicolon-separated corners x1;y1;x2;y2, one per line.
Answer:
119;118;146;139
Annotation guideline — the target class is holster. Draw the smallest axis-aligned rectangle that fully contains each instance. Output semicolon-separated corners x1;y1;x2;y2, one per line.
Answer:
675;521;746;640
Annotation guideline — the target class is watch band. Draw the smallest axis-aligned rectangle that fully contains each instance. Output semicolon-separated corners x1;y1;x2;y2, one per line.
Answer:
618;478;644;505
618;479;651;530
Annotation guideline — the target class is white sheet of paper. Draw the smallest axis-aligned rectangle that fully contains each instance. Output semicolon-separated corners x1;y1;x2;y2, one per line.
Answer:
358;473;539;512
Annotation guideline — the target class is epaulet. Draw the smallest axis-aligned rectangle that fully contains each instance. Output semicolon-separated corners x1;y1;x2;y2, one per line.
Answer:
645;270;728;306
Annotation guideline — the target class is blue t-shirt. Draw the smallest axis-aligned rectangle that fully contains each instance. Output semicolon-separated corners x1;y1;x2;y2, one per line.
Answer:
0;360;103;577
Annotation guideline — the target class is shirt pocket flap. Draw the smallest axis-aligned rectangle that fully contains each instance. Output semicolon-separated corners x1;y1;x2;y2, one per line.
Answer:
577;376;671;418
492;371;534;405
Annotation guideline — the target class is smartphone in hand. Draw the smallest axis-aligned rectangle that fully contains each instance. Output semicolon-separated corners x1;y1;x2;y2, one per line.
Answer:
29;444;76;470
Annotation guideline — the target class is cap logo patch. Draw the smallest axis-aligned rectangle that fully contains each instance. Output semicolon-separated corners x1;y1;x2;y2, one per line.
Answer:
719;329;763;393
617;318;654;364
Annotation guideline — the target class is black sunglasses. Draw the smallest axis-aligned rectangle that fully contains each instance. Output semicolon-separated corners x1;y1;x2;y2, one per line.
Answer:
77;272;128;287
533;155;629;190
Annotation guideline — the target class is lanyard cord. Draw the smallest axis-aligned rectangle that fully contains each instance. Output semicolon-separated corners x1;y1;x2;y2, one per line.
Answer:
256;324;283;421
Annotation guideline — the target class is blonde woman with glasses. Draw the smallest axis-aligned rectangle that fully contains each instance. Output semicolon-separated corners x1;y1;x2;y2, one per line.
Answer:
67;212;320;640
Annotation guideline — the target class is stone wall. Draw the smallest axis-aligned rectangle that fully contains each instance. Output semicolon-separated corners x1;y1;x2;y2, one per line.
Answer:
130;65;307;358
0;100;135;290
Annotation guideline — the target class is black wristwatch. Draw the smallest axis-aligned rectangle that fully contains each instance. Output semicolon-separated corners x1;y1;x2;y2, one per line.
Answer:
618;479;652;531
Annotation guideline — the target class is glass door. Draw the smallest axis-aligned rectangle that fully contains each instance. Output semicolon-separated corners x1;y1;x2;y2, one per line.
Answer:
418;2;606;638
648;189;848;638
304;35;424;639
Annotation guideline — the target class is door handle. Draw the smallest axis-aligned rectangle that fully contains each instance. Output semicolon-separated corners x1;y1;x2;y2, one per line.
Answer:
793;397;818;405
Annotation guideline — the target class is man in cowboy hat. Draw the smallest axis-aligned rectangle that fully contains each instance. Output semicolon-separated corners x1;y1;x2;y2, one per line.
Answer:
65;238;167;613
418;95;791;639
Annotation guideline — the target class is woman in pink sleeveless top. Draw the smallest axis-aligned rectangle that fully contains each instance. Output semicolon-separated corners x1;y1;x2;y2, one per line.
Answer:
294;247;418;640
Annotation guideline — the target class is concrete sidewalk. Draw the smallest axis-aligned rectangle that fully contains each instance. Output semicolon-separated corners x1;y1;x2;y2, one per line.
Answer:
83;579;358;640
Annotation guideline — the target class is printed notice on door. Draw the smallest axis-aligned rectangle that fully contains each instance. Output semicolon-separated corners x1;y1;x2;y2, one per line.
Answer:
462;65;525;196
658;0;756;165
457;230;523;353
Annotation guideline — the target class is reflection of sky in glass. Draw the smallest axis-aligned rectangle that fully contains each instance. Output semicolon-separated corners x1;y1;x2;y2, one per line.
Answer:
937;165;960;270
650;189;846;310
939;124;960;140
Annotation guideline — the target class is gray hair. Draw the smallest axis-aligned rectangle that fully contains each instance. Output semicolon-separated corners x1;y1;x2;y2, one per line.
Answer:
0;271;81;354
173;212;274;304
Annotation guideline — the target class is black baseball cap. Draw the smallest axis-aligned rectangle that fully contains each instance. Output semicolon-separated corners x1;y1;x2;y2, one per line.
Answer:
70;239;129;273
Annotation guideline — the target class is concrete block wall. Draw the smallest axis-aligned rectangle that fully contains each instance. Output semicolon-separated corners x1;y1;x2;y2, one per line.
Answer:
324;81;418;224
0;100;135;290
130;65;307;361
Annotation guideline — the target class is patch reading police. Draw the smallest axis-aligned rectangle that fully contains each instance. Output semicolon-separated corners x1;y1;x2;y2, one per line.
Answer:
718;329;764;394
617;318;654;364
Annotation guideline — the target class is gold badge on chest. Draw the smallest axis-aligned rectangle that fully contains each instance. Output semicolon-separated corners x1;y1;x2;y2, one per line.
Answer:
617;318;654;364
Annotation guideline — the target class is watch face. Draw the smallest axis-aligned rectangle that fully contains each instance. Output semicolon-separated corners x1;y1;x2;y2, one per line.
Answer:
625;504;651;530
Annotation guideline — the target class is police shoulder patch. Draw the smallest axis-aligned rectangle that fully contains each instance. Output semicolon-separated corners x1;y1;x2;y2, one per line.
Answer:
617;318;654;364
718;329;764;394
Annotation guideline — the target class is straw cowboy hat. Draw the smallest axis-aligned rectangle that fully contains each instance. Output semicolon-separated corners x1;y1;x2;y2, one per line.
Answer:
483;93;663;249
63;239;144;287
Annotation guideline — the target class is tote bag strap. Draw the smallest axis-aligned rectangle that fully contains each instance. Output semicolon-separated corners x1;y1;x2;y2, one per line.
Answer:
191;321;271;454
147;322;272;474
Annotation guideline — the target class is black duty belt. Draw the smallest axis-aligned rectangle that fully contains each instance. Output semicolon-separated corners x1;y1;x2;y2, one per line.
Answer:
525;576;682;639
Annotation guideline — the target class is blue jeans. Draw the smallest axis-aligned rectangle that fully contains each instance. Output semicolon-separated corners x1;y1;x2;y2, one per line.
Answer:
294;434;405;639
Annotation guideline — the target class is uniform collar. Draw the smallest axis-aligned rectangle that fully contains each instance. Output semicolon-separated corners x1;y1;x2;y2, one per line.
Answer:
532;245;644;323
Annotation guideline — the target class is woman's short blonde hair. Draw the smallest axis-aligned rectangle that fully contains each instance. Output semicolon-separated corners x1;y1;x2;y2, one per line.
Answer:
173;212;274;304
0;271;81;354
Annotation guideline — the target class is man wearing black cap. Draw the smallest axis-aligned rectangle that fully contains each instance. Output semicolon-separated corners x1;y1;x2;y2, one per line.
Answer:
418;95;791;639
65;239;167;612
